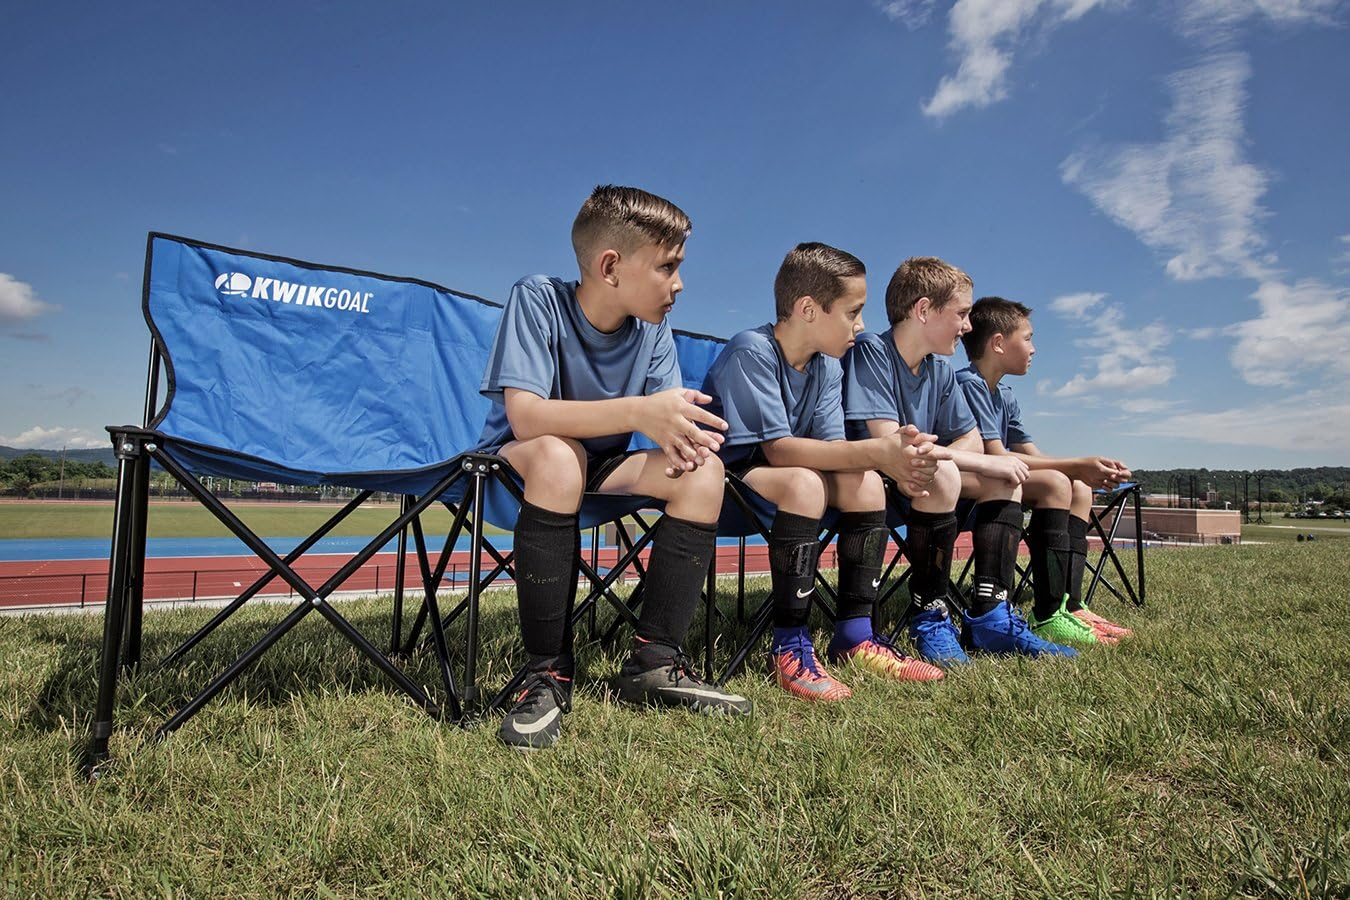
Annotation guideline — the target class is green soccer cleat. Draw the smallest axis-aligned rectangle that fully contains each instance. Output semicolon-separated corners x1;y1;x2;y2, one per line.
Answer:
1029;597;1099;647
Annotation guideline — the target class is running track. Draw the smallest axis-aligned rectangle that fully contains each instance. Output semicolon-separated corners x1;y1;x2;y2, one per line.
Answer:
0;537;977;611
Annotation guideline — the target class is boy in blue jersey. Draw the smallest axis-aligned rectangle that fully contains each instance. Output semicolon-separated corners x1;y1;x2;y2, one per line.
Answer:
703;243;946;702
959;296;1133;645
843;257;1076;664
476;185;752;750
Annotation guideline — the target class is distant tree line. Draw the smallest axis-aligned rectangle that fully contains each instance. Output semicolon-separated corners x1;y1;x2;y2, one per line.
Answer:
0;453;115;492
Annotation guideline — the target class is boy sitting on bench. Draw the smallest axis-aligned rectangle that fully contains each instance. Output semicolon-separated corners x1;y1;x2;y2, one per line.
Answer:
957;296;1133;644
703;242;945;702
476;185;752;749
843;257;1078;664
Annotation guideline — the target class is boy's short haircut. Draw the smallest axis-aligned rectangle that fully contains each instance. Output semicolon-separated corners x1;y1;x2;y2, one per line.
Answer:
963;296;1033;360
773;242;866;321
884;256;973;325
571;185;692;267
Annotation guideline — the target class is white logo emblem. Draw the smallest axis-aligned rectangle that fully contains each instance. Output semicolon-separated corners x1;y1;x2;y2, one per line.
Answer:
212;270;373;315
871;578;881;589
795;588;813;599
214;272;252;296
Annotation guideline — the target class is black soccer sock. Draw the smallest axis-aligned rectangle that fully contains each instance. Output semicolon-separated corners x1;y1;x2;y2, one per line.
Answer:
1066;515;1090;612
768;510;822;628
903;508;959;608
970;499;1024;616
1026;507;1072;621
835;509;887;623
512;500;579;673
632;515;718;666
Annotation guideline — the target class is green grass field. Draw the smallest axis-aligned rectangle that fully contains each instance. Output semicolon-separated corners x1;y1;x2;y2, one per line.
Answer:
2;543;1346;896
1243;519;1350;544
0;501;506;540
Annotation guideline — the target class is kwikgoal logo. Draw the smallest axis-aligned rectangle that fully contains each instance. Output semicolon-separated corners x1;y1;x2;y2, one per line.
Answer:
213;271;373;314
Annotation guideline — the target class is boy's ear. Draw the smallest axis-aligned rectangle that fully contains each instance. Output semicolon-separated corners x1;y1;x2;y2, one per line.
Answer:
990;332;1006;355
914;296;931;323
597;249;622;286
795;295;817;322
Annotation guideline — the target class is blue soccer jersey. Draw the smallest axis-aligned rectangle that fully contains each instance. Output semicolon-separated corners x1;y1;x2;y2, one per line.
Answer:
475;275;682;456
955;363;1033;447
841;329;976;443
702;323;844;466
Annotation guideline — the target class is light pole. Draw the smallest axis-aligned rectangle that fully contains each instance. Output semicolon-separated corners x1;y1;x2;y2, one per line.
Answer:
58;445;66;500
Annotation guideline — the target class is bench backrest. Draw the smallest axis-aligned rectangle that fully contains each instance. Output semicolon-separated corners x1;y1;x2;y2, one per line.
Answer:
144;234;502;486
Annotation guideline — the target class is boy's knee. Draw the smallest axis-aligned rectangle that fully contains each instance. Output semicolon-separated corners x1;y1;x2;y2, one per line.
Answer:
835;469;885;511
779;466;828;517
514;435;587;499
1071;479;1094;515
1028;469;1072;508
676;454;725;514
931;459;961;503
971;472;1020;503
1071;479;1093;505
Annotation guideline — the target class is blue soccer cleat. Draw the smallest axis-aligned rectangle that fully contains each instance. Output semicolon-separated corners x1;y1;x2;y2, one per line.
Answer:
908;602;971;666
964;600;1078;658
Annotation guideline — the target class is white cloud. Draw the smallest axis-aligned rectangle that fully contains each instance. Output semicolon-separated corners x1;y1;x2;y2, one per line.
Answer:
873;0;939;28
1048;291;1107;319
1139;387;1350;451
0;426;107;450
1062;52;1275;282
1226;278;1350;386
1116;397;1183;414
1040;292;1176;397
1174;0;1340;41
1335;234;1350;274
0;274;59;324
921;0;1117;119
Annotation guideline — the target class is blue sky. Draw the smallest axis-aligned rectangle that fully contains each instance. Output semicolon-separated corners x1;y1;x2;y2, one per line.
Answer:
2;1;1347;470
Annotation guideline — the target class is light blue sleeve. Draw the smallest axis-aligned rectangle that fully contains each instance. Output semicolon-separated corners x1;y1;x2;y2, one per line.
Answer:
1006;391;1033;446
479;278;555;401
709;345;792;447
810;360;846;442
644;322;683;395
842;338;899;425
960;379;1004;443
935;364;978;443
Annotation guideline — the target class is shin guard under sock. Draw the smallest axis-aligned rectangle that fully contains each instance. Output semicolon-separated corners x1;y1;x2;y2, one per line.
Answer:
834;509;887;645
1066;515;1090;612
633;515;718;663
1026;507;1071;621
970;499;1024;617
768;510;822;629
513;500;579;672
904;508;959;609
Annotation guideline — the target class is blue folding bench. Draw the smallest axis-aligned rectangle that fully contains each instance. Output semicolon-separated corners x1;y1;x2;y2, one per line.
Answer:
88;233;523;770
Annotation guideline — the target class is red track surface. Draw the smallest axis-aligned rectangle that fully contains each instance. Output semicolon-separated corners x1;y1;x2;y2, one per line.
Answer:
0;536;976;611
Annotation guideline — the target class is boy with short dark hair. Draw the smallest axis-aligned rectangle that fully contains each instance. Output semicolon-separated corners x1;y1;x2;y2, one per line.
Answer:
703;242;945;702
843;257;1077;664
958;296;1133;644
476;185;752;750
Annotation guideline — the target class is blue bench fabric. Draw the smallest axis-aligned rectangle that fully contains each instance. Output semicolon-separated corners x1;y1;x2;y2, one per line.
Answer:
145;234;501;495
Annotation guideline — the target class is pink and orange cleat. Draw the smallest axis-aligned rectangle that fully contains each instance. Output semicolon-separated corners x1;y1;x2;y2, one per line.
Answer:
829;636;945;682
1072;607;1132;642
772;640;853;702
